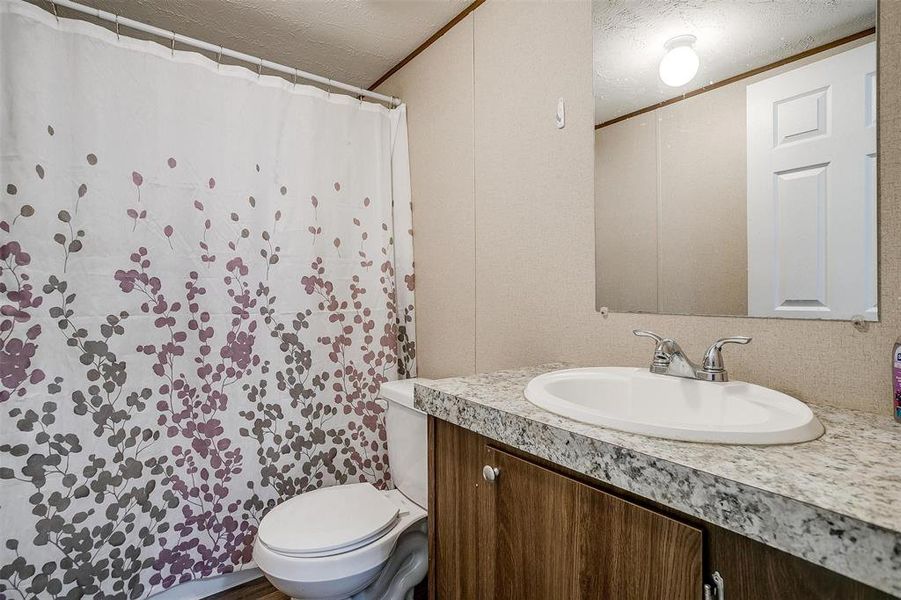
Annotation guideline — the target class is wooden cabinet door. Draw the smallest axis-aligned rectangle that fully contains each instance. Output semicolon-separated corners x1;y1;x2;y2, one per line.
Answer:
429;416;492;599
483;446;703;600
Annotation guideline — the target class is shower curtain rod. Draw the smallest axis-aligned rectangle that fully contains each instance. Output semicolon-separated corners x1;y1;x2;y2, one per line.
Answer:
45;0;403;107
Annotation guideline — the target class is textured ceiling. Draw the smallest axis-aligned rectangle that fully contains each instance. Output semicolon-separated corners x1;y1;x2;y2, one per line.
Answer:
593;0;876;124
41;0;469;90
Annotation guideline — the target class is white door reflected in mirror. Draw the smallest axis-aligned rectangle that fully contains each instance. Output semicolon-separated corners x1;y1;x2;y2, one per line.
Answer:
746;43;877;320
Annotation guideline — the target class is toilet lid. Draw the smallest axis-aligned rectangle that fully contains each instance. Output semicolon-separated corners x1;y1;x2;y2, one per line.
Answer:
257;483;400;556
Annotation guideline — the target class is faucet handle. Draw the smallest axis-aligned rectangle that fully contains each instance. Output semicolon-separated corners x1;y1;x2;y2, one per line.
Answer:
633;330;675;371
700;337;751;382
632;329;664;343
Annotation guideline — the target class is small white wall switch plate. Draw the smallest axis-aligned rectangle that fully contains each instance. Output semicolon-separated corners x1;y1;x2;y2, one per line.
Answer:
555;97;565;129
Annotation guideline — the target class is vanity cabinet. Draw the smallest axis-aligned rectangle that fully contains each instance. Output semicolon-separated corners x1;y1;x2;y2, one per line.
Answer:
482;447;702;599
428;418;893;600
429;418;700;599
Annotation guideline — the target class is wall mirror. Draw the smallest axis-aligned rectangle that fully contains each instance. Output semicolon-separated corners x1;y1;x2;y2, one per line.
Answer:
593;1;878;321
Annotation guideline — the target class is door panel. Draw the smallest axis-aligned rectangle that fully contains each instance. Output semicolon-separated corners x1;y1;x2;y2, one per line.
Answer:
429;416;491;599
774;87;828;145
486;447;703;600
774;164;828;308
487;446;581;598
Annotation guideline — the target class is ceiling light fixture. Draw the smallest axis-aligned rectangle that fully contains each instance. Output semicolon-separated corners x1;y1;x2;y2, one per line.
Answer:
659;34;699;87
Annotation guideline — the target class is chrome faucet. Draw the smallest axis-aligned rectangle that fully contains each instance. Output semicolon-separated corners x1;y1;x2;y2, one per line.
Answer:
633;330;751;383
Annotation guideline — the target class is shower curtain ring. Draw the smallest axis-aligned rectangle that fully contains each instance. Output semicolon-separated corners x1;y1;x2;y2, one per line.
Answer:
293;68;298;88
114;14;120;40
258;57;263;78
49;0;59;24
170;31;176;57
216;45;222;70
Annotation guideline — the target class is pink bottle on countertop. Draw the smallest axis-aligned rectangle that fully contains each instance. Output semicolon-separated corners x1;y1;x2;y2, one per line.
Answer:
894;336;901;422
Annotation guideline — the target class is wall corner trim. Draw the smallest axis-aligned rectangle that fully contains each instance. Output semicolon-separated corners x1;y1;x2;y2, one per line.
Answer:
369;0;487;90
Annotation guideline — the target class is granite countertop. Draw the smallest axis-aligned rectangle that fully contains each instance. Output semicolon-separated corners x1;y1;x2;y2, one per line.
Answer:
414;363;901;597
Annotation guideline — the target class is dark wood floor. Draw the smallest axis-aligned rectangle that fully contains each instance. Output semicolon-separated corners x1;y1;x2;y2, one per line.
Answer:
203;577;288;600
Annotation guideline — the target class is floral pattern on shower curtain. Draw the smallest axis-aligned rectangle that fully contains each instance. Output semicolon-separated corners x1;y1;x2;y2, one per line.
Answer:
0;1;415;598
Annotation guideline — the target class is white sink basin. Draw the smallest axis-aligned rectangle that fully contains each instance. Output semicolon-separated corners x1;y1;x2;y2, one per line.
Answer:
524;367;824;445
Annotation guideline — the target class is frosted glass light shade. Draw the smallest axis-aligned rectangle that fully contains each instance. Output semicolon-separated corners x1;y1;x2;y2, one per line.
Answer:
659;37;699;87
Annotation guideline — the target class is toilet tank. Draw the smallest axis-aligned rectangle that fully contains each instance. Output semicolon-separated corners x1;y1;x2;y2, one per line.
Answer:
380;378;430;509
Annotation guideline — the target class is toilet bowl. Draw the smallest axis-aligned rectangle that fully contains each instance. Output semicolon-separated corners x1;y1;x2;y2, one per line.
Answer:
253;378;430;600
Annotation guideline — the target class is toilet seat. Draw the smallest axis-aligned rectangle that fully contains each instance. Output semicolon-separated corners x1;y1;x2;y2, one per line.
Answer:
253;486;427;588
257;483;400;558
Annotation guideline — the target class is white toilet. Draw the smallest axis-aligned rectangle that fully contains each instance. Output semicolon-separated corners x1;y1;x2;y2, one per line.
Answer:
253;379;430;600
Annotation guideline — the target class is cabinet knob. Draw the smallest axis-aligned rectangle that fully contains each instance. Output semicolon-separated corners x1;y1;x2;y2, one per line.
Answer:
482;465;500;482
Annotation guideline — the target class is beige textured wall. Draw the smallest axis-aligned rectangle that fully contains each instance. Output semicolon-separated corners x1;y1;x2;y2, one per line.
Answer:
657;82;748;316
594;84;750;318
595;114;658;313
379;1;901;415
375;15;477;378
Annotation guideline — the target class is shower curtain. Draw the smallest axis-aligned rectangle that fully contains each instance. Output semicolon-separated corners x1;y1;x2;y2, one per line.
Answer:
0;1;415;598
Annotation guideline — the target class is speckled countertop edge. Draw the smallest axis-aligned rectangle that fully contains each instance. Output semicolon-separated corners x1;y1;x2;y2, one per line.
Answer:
414;363;901;597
